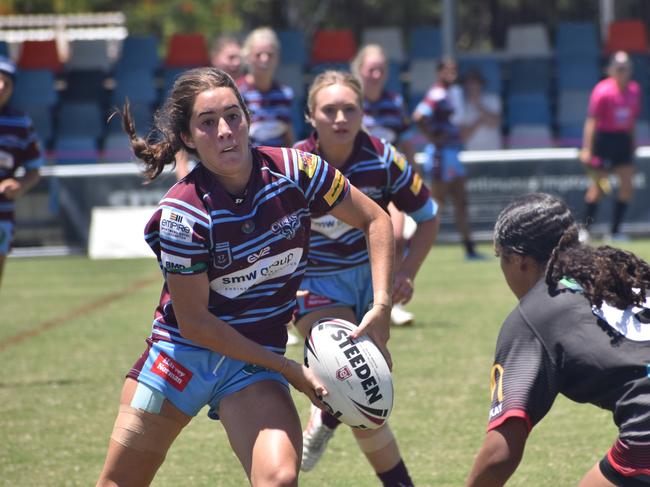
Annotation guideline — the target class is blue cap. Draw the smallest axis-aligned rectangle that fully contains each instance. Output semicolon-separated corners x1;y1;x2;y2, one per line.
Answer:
0;55;16;81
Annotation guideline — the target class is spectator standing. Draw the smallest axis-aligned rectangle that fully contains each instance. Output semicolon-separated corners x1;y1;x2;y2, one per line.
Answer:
413;58;484;260
458;68;502;151
0;56;43;290
579;51;641;242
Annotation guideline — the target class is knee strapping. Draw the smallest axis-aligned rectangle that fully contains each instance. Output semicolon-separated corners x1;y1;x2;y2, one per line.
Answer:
354;424;396;453
110;405;183;455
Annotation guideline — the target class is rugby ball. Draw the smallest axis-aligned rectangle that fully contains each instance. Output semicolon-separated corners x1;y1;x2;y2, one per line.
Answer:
304;318;393;429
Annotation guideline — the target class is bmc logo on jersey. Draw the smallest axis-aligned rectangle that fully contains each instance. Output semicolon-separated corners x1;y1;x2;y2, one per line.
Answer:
247;246;271;263
271;211;301;240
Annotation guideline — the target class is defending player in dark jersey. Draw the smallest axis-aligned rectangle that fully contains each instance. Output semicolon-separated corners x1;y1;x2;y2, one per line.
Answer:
0;56;43;290
97;67;395;486
466;193;650;487
294;71;439;487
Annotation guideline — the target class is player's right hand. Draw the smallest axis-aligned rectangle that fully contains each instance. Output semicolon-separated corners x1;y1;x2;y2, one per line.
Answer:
283;359;328;407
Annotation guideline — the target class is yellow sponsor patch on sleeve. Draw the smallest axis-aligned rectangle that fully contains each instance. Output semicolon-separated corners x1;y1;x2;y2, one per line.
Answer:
324;171;345;206
298;151;318;178
394;152;407;172
410;173;423;195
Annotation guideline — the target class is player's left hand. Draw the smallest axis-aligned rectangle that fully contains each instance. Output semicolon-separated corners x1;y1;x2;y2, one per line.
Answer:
351;304;392;370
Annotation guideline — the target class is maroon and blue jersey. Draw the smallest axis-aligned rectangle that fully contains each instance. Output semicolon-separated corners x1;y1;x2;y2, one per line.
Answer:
295;131;436;276
363;90;411;145
237;77;294;147
413;83;463;148
0;106;44;221
144;146;349;348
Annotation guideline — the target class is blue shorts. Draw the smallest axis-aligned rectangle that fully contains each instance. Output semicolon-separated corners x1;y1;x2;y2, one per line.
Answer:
424;144;466;182
131;340;288;420
0;220;14;255
295;263;374;323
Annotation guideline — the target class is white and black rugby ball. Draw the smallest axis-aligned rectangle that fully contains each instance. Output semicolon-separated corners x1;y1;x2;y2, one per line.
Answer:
304;318;393;429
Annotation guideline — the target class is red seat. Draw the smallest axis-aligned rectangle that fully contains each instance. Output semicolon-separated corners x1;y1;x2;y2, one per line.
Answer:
311;29;357;64
164;33;210;68
17;40;62;72
605;19;648;53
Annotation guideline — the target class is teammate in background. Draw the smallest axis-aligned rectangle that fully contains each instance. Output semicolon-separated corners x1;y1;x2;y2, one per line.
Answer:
175;35;243;180
0;56;43;290
413;58;484;260
294;71;438;486
579;51;641;242
238;27;294;148
458;68;503;151
466;193;650;487
97;67;395;486
352;44;419;326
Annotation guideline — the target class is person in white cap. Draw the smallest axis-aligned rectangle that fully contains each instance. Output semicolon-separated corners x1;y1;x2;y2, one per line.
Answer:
0;55;44;290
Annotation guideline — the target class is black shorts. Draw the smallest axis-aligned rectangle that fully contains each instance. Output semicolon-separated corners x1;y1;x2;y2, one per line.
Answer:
593;131;634;168
600;455;650;486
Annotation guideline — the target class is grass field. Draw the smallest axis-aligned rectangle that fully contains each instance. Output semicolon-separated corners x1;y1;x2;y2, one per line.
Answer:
2;240;650;487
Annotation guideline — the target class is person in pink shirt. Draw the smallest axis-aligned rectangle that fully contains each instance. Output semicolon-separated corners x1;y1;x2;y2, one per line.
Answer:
579;51;641;241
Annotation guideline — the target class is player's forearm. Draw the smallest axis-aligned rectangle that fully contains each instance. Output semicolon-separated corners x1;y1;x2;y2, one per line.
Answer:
16;170;40;197
366;209;394;307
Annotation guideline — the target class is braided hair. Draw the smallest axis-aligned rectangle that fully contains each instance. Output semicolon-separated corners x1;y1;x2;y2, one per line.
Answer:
494;193;650;310
115;67;250;181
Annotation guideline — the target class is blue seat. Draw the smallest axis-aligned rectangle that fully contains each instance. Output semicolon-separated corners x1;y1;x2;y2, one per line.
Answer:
20;104;54;146
291;101;309;141
409;27;442;60
56;101;105;139
106;101;153;136
556;21;600;60
277;29;307;65
385;60;403;93
0;41;8;57
111;68;158;106
555;58;600;91
61;70;108;103
276;63;305;99
115;35;160;72
557;122;584;147
65;39;113;72
54;136;99;164
161;67;187;96
459;57;502;94
102;132;135;163
507;93;552;126
557;90;590;125
12;69;58;109
508;58;552;94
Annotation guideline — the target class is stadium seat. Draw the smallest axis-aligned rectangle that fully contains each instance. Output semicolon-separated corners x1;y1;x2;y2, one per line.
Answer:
506;93;552;126
508;124;554;148
408;60;435;98
309;62;350;77
637;120;650;145
385;60;403;93
508;58;552;94
556;21;600;60
56;101;105;139
54;136;99;164
557;122;584;147
115;35;160;72
17;40;62;72
60;70;108;104
311;30;357;64
408;26;442;60
111;68;159;106
65;39;113;72
291;100;309;141
164;33;210;67
161;67;186;95
556;90;590;125
276;63;305;99
555;58;600;91
458;56;502;94
20;104;54;147
362;27;405;63
11;70;58;109
277;29;307;65
0;41;8;57
505;23;552;58
105;101;153;136
102;132;135;163
605;19;649;54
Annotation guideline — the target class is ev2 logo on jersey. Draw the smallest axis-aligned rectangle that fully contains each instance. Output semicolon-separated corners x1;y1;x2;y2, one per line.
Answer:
247;246;271;263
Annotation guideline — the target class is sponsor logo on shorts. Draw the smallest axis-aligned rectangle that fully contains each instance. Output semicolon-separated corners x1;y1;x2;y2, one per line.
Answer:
324;171;345;206
212;242;232;269
210;247;303;299
151;351;193;391
271;211;301;240
305;293;335;308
